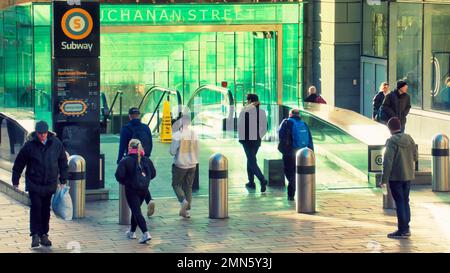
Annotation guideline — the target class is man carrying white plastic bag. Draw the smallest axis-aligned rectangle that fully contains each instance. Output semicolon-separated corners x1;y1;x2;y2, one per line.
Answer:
52;185;73;221
12;121;69;248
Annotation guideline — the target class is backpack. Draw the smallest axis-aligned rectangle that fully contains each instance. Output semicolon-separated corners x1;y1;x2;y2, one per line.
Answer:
290;118;310;149
277;119;293;154
315;96;326;104
127;124;151;156
131;158;151;191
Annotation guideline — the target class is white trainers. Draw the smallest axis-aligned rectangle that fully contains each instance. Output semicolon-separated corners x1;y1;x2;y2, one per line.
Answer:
186;210;191;218
179;200;189;218
147;200;155;217
125;230;136;239
139;232;152;244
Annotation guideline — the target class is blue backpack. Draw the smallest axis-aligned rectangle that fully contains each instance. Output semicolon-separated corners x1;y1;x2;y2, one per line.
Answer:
289;118;310;149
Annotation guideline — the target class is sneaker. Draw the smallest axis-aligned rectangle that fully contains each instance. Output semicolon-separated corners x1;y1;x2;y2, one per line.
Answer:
186;210;191;218
245;182;256;189
147;200;155;217
260;180;268;193
40;234;52;247
31;235;40;248
287;196;295;201
125;230;137;239
403;230;411;237
139;232;152;244
179;200;189;218
387;230;408;239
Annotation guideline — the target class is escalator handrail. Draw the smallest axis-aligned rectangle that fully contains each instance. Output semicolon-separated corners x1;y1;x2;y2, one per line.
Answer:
105;90;122;122
138;86;182;110
185;84;235;121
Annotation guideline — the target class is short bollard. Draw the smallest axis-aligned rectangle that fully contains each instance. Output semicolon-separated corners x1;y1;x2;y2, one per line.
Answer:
68;155;86;219
383;182;396;209
296;148;315;213
209;153;228;219
119;184;131;225
432;134;449;192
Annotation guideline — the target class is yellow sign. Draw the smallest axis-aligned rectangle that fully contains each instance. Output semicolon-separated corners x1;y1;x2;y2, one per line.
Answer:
160;100;172;143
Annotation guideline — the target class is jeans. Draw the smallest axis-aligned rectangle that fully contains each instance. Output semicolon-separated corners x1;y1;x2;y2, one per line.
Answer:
125;189;148;233
172;164;196;209
389;181;411;233
29;191;52;236
242;141;265;184
283;153;296;198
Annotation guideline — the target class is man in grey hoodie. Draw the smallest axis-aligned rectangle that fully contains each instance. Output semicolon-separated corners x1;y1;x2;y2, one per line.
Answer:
381;117;418;239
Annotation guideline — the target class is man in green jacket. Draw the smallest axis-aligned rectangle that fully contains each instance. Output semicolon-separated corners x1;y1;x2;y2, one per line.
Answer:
381;117;418;239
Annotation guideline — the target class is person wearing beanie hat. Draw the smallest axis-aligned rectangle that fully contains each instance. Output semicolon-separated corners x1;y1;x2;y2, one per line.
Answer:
379;80;411;132
381;117;418;239
12;120;68;248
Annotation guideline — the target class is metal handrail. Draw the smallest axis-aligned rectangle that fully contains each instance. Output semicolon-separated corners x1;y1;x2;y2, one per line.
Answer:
138;86;182;128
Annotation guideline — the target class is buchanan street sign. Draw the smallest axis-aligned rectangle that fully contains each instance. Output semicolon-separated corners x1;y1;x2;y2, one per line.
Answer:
100;4;298;26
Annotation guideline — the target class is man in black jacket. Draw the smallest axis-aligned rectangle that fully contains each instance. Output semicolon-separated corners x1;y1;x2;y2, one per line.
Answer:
12;121;68;248
380;80;411;132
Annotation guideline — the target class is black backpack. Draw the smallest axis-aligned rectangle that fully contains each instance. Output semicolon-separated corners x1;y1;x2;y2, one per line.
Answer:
278;119;293;155
127;124;151;156
131;158;151;191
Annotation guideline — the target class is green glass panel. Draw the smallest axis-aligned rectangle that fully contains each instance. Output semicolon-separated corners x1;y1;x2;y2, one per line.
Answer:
33;4;51;26
282;23;298;105
0;11;4;110
4;9;18;109
100;3;298;26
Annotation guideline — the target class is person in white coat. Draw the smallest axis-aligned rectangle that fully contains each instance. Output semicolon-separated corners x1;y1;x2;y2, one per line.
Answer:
170;114;199;218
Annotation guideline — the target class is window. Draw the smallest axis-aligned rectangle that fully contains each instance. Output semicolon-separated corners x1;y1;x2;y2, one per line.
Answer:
396;3;422;108
362;1;388;58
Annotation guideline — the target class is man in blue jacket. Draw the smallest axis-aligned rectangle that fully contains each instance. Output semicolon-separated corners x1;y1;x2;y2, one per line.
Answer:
117;107;155;216
278;109;314;201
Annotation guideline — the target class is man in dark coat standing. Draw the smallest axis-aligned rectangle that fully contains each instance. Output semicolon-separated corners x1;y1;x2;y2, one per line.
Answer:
12;121;68;248
380;80;411;132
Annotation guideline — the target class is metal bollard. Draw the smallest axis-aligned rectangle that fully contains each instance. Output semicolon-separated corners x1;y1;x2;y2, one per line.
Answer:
296;148;315;213
119;184;131;225
209;153;228;219
383;182;396;209
68;155;86;218
432;134;449;192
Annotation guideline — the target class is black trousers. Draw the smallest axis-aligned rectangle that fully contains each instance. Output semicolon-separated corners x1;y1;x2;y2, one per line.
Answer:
242;141;265;184
29;191;52;237
144;189;152;204
282;153;296;198
125;188;148;233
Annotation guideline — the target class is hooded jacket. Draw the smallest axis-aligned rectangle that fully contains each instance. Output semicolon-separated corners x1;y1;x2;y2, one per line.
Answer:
382;132;418;184
12;131;68;195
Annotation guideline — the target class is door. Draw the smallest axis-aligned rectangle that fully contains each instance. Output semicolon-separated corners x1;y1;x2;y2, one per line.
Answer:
430;52;450;111
361;56;387;118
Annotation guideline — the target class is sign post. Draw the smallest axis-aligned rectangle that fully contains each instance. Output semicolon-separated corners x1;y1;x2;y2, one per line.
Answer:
52;1;101;189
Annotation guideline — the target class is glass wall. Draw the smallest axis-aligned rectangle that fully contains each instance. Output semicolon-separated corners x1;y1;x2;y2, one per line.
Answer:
362;1;388;58
395;3;423;108
425;4;450;113
0;3;33;113
0;2;303;126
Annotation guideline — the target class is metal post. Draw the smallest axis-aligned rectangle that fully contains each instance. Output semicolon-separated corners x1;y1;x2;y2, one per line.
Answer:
383;182;396;209
119;91;123;131
68;155;86;219
119;184;131;225
432;133;449;192
209;153;228;219
296;148;315;213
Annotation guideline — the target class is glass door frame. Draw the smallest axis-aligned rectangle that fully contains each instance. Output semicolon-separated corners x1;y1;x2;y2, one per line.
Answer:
101;24;284;105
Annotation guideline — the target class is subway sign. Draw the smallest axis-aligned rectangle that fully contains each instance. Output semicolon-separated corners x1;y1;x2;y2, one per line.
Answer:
100;4;298;26
53;1;100;57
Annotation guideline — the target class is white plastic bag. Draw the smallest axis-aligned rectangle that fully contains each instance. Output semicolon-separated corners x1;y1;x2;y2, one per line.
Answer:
51;186;73;220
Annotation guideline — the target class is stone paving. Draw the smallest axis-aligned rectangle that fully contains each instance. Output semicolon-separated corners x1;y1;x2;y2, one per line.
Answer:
1;184;450;253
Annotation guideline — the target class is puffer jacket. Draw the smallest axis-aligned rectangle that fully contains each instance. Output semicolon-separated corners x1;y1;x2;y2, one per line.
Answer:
12;131;68;195
115;154;156;191
382;132;418;183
